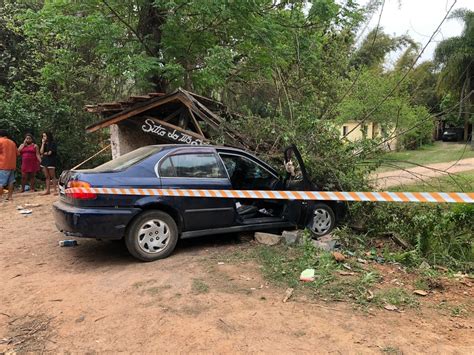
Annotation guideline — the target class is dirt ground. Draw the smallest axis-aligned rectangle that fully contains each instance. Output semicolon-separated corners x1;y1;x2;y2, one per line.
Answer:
372;157;474;188
1;192;473;353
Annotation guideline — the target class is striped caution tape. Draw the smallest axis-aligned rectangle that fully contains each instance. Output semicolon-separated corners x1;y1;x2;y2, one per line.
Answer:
66;187;474;204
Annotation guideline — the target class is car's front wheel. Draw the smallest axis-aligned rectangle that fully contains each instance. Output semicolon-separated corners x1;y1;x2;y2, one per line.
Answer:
307;203;336;237
125;210;178;261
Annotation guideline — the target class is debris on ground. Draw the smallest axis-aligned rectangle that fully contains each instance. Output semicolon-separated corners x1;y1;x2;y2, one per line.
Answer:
312;234;338;251
254;232;282;246
384;304;398;311
413;290;429;296
19;209;32;215
419;261;431;270
357;258;368;264
281;230;303;245
332;251;345;262
337;271;355;276
24;203;41;208
300;269;315;282
283;288;294;303
58;240;78;247
389;233;411;249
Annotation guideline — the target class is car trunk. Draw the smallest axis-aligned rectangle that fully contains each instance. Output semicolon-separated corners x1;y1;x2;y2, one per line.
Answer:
59;170;132;207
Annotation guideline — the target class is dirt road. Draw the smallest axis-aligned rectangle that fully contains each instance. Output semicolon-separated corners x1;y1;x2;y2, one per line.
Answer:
372;157;474;188
1;193;473;353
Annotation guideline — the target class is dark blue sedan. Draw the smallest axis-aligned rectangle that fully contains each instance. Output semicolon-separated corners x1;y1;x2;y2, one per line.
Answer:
53;145;346;261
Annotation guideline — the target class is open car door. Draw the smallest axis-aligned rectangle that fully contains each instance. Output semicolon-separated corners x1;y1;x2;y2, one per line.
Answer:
283;144;313;191
281;144;313;225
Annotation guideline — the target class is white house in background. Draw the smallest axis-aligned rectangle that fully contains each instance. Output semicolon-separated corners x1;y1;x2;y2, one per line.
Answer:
339;121;398;150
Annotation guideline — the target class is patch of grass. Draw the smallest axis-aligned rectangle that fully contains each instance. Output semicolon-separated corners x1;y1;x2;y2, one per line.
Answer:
373;287;418;308
376;142;474;173
413;277;430;291
413;270;445;291
254;238;381;304
143;285;172;296
436;301;470;318
293;330;306;338
192;279;210;294
391;169;474;192
255;238;325;289
381;346;403;355
132;279;157;288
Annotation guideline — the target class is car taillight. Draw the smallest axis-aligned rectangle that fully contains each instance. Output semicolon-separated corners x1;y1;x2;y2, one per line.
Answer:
66;181;97;200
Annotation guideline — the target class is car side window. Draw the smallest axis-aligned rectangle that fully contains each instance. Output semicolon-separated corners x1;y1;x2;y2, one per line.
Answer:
219;154;278;190
159;153;226;178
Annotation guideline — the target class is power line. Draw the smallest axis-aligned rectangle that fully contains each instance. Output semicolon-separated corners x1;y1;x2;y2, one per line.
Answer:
341;0;458;140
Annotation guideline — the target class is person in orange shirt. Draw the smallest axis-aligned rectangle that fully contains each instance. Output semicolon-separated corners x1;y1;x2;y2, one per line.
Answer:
0;129;18;201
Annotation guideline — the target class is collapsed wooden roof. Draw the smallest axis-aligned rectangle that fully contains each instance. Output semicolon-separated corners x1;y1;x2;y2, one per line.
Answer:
85;88;249;148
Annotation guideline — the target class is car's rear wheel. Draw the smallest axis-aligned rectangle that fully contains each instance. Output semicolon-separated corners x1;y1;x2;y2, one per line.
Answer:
307;203;336;237
125;210;178;261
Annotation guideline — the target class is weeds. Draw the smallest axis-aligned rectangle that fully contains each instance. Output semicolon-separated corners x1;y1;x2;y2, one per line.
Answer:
436;301;470;318
373;288;418;308
254;238;381;306
192;279;210;294
381;346;403;355
347;203;474;272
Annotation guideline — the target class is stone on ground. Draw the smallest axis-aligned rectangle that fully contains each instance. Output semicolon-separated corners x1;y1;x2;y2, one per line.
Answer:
254;232;282;246
312;234;337;251
281;230;304;245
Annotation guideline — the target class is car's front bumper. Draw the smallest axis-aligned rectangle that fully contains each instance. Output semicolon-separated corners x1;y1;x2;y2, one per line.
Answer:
52;201;141;240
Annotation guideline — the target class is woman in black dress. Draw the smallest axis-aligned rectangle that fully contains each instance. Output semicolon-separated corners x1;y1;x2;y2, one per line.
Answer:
40;131;58;195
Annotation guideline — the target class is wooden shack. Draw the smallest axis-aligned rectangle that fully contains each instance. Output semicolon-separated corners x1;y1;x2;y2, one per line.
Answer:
86;88;249;159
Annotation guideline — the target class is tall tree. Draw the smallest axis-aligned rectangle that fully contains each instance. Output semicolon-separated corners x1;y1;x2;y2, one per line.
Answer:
434;9;474;145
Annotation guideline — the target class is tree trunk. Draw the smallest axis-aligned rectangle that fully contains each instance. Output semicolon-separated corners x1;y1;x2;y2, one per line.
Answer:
137;0;168;92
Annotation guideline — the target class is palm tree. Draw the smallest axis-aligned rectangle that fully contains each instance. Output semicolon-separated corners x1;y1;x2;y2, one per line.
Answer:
434;9;474;146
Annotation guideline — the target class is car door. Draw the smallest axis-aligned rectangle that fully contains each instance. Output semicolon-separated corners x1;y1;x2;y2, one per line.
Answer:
158;149;236;231
218;151;291;221
283;144;313;191
282;145;315;224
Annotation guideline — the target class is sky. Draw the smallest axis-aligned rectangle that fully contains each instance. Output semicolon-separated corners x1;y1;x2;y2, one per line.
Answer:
358;0;474;65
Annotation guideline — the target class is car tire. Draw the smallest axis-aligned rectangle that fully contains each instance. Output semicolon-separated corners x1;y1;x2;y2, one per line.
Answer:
125;210;179;262
307;203;336;237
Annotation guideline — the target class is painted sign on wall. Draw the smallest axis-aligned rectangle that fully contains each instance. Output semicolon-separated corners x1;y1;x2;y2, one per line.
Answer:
141;118;204;145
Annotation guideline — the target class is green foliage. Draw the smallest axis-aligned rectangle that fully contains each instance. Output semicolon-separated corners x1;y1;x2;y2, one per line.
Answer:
364;203;474;271
351;28;412;70
434;9;474;142
255;240;382;305
373;287;418;308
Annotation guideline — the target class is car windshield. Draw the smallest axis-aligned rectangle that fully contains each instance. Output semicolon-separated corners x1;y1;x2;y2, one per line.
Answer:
92;146;162;172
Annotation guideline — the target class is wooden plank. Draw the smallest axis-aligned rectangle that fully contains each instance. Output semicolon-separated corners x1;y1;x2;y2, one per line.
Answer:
187;107;205;136
148;92;166;97
188;91;225;107
177;91;221;128
130;95;151;100
161;108;182;123
86;92;182;133
180;89;224;125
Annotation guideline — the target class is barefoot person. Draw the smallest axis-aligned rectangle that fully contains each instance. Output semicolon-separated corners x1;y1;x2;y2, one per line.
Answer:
40;132;58;195
0;129;18;201
18;133;41;192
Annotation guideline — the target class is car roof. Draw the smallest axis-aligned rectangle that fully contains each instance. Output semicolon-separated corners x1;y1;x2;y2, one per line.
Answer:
155;144;280;176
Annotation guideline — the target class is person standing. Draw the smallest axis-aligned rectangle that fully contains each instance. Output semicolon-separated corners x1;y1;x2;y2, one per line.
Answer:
40;131;58;195
18;133;41;192
0;129;18;201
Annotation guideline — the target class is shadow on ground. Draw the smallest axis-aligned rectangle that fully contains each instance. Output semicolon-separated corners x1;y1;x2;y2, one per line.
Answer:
62;233;252;268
